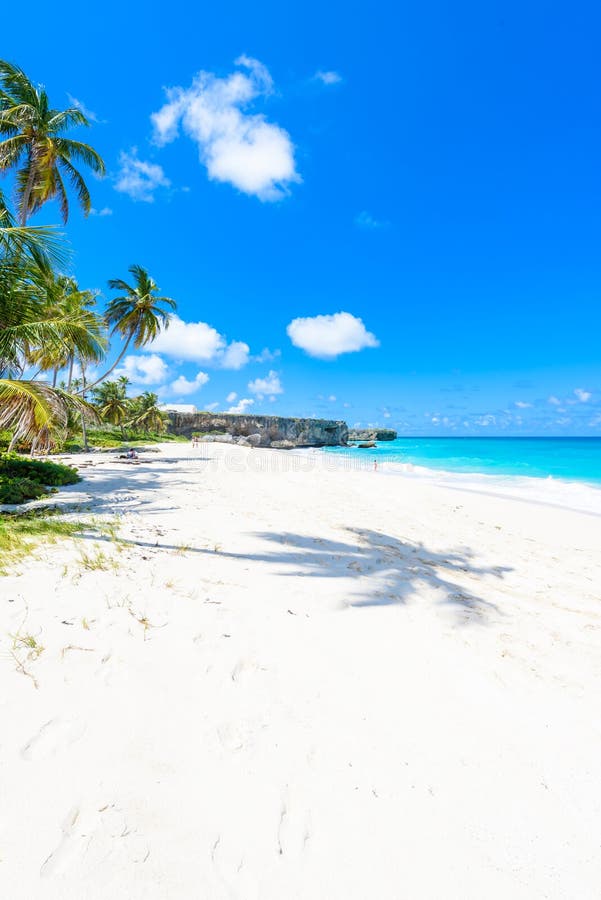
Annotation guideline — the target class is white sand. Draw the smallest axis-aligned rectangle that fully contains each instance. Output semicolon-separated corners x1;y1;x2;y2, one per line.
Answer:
2;442;601;899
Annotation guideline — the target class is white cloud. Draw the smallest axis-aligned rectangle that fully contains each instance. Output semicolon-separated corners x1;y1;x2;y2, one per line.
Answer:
89;206;113;217
314;70;342;85
220;340;250;370
116;354;169;385
205;402;219;411
253;347;281;363
170;371;209;396
67;94;101;123
228;397;254;414
114;148;171;202
287;311;379;359
548;395;562;406
151;56;300;201
515;400;532;409
328;395;336;402
575;388;592;403
150;315;249;369
226;391;237;403
355;210;387;230
248;370;283;396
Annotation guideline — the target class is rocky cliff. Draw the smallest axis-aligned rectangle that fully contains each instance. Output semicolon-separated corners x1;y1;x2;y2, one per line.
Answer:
348;428;397;442
167;413;348;448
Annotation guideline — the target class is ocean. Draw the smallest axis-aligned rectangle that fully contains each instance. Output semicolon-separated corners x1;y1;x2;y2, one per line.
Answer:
323;437;601;486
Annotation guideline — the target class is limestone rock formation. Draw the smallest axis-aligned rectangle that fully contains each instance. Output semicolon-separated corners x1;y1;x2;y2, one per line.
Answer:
171;413;348;448
347;428;397;442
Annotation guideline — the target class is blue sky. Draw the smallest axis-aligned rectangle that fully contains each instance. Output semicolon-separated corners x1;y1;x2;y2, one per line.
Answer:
6;0;601;434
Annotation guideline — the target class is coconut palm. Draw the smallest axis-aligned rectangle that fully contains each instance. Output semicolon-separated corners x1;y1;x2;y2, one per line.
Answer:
26;272;105;386
92;378;129;437
0;202;102;448
126;392;166;434
0;60;105;224
84;264;176;391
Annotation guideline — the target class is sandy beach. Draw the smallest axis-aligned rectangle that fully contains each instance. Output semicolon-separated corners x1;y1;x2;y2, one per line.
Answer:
2;441;601;899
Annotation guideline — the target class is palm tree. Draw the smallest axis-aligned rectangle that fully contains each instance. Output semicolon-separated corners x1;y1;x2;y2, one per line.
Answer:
126;392;166;434
0;60;105;224
92;378;129;437
84;264;176;391
26;272;105;386
0;196;102;448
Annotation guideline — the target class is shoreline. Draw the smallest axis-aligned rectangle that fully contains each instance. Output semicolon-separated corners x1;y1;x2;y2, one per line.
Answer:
294;445;601;517
3;442;601;898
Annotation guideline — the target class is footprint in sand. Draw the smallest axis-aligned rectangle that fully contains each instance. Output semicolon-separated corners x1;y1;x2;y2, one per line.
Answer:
21;717;86;761
41;802;149;877
40;806;86;877
211;834;260;900
217;723;245;752
277;789;312;860
230;658;265;683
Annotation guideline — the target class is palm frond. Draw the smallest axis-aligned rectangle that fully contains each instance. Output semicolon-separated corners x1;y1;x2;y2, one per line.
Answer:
0;378;98;443
54;137;105;175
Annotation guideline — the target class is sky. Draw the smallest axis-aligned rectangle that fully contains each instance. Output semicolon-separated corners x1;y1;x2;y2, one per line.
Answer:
5;0;601;435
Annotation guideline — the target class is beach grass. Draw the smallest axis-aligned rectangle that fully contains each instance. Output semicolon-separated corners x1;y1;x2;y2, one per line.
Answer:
0;510;95;574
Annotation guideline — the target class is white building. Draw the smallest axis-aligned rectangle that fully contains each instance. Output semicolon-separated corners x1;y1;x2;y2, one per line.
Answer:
159;404;197;415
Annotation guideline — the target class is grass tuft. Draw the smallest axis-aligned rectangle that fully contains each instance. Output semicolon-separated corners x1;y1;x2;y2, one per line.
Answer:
0;510;88;575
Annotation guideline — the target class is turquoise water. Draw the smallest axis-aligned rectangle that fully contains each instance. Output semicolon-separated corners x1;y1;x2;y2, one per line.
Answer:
324;437;601;485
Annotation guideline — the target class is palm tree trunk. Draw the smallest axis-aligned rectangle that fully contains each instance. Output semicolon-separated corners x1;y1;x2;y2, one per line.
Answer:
79;332;133;394
67;354;75;391
19;155;38;227
80;364;89;452
52;367;58;388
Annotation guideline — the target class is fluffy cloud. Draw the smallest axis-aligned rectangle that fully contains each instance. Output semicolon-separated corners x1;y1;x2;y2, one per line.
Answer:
287;311;379;359
253;347;281;363
67;94;101;123
515;400;532;409
355;210;387;230
89;206;113;217
548;395;561;406
314;70;342;85
226;391;237;403
228;397;254;414
575;388;592;402
220;341;250;370
170;371;209;396
151;56;300;201
150;315;249;369
114;149;171;202
248;370;283;396
116;354;169;385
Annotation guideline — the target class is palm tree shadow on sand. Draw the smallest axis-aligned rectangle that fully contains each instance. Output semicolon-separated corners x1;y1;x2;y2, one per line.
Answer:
239;527;512;624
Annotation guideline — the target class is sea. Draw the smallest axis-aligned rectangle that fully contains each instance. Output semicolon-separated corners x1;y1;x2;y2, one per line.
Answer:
323;437;601;487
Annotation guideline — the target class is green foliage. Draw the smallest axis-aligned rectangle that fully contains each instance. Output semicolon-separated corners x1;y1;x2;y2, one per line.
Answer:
0;59;105;224
0;453;79;503
0;509;88;573
63;425;186;450
0;476;50;504
0;453;80;485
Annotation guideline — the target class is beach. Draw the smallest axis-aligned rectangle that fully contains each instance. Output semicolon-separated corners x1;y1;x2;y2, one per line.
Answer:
2;441;601;899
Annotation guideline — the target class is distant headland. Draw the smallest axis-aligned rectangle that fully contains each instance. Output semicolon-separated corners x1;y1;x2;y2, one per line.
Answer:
163;409;397;448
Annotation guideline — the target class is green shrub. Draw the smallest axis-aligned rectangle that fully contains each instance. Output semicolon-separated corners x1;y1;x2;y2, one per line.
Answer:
0;477;51;505
0;454;80;486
